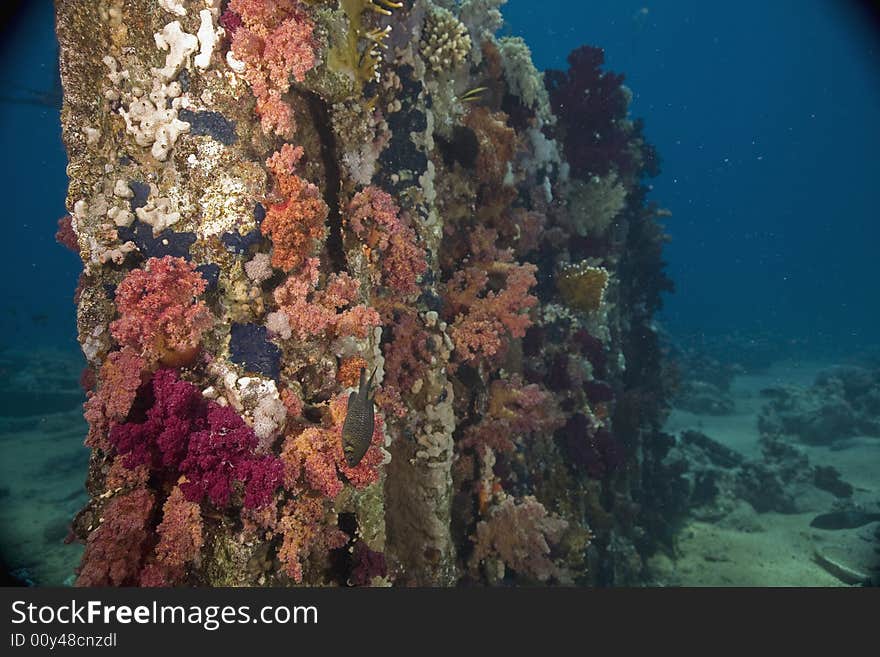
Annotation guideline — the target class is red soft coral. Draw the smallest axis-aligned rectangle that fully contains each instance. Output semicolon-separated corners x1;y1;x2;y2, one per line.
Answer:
110;256;212;367
83;347;146;451
76;488;155;586
55;215;78;252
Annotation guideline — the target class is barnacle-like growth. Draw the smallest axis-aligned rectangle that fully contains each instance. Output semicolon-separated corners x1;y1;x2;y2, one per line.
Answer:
420;6;472;73
556;262;609;314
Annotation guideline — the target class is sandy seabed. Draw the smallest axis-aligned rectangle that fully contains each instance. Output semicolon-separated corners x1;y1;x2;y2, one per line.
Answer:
652;359;880;586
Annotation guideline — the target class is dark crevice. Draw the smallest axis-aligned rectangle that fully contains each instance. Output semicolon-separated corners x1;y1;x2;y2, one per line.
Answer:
306;92;347;273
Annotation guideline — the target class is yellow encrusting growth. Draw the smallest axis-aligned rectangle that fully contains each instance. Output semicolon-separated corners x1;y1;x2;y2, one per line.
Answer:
556;262;610;313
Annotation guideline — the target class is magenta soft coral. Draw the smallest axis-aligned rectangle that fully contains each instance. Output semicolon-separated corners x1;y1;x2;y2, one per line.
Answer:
348;187;427;297
109;369;283;509
180;404;284;508
110;256;212;367
545;45;636;179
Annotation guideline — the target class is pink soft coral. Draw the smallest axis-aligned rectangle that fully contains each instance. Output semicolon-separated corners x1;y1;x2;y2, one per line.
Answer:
228;0;318;138
470;495;569;583
378;310;431;418
110;256;212;366
180;405;284;509
272;257;381;340
348;187;427;297
143;485;204;586
460;377;564;454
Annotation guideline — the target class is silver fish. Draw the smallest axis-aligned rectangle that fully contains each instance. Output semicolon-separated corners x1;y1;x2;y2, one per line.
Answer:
342;367;376;467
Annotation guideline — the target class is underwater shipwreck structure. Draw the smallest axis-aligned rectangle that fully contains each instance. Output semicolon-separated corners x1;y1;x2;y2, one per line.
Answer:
56;0;674;586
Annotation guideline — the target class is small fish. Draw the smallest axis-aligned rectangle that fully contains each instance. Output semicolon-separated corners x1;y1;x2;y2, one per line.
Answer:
810;509;880;530
341;367;376;467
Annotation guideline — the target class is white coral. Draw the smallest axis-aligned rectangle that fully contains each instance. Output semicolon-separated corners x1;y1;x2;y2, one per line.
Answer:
135;185;181;234
153;21;198;82
568;174;628;237
119;79;190;160
195;9;222;70
498;37;552;123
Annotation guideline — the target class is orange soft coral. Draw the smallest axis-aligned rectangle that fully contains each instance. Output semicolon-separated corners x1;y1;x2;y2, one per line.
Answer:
464;107;517;187
281;392;385;499
337;356;367;387
261;145;328;273
261;172;329;272
277;495;347;583
445;262;538;366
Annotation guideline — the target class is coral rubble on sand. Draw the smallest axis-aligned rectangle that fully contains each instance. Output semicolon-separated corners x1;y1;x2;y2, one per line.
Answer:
55;0;672;586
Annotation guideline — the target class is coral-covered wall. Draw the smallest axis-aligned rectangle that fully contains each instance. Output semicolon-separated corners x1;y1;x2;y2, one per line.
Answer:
56;0;672;586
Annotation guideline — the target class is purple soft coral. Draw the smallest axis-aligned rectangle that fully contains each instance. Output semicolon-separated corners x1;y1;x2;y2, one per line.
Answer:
110;369;282;509
545;45;635;179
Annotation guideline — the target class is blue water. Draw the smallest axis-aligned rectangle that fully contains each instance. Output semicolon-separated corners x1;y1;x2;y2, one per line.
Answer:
0;1;76;350
504;0;880;349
